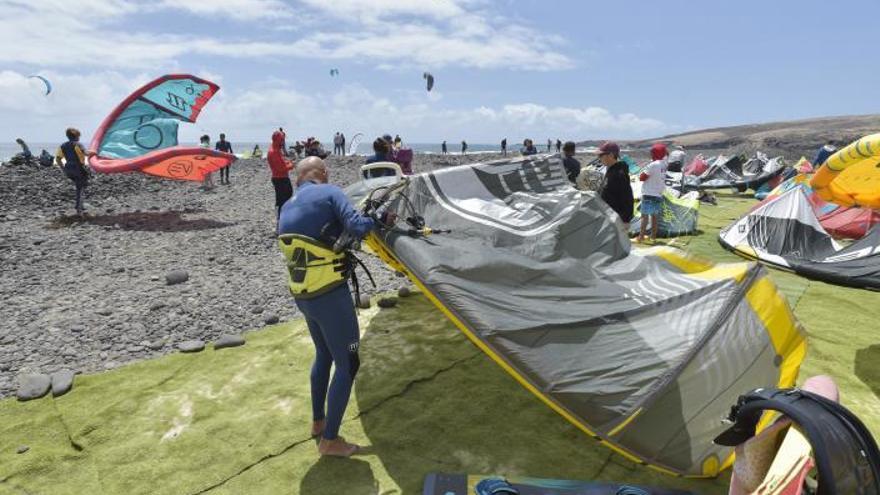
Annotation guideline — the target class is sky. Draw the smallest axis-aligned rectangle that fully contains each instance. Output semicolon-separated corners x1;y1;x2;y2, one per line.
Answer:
1;0;878;145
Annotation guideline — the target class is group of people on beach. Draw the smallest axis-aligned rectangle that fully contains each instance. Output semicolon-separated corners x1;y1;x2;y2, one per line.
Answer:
332;132;347;155
436;137;566;157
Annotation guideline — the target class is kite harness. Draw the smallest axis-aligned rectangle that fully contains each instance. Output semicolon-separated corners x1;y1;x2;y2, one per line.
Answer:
277;234;350;299
279;177;452;307
714;387;880;495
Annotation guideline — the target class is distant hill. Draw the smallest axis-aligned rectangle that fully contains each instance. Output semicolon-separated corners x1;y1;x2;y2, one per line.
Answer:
580;114;880;158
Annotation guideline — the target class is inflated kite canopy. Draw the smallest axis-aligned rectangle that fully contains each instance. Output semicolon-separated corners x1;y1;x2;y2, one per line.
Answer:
811;133;880;208
685;153;786;192
359;155;806;477
628;190;700;238
754;174;880;240
721;185;880;290
88;74;234;181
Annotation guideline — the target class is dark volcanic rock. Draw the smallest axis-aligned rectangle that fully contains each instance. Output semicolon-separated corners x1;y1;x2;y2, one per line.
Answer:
214;334;246;350
165;270;189;285
50;369;75;397
17;374;51;401
377;296;398;308
178;340;205;353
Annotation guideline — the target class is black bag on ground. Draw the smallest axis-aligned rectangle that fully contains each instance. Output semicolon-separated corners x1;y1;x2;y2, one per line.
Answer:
714;387;880;495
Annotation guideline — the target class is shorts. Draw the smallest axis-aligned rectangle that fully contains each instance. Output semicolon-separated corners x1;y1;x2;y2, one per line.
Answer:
640;195;663;216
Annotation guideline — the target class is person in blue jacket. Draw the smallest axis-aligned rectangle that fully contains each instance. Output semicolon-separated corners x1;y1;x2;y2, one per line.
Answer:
277;156;384;457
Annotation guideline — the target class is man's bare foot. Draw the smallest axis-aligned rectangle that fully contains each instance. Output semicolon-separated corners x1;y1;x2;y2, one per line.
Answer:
311;419;325;437
318;437;360;457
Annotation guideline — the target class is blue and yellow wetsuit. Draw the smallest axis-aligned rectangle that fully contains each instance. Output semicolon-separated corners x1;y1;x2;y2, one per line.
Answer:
278;180;375;441
55;140;89;213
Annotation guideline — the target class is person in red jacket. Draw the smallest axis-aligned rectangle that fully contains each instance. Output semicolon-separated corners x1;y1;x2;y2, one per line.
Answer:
268;130;294;219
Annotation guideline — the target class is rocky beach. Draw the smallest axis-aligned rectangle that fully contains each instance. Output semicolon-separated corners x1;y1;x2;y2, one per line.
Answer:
0;152;499;397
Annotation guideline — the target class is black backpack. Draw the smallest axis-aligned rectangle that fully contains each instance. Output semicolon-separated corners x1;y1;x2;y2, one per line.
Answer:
714;387;880;495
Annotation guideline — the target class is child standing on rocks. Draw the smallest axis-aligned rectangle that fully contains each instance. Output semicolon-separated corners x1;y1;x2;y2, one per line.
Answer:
54;128;91;216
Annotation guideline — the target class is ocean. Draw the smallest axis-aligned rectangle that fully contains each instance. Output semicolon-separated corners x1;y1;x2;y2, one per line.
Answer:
1;141;594;163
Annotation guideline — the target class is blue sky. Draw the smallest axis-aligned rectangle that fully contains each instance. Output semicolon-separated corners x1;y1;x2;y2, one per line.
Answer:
1;0;878;144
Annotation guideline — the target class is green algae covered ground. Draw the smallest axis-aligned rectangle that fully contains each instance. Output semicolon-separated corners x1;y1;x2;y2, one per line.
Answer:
1;194;878;495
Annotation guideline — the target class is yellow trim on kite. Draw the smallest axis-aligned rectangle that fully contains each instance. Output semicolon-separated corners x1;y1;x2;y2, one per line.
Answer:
365;233;708;479
649;247;749;283
744;276;807;389
607;408;642;437
646;247;714;273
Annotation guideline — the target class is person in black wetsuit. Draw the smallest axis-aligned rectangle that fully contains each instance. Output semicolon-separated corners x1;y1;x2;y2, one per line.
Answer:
277;157;388;457
215;133;234;184
597;141;634;223
562;141;580;184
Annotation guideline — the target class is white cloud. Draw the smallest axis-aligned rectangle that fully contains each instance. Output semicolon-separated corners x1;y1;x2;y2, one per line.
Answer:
298;0;465;24
0;0;572;71
0;70;191;144
151;0;295;20
1;67;667;145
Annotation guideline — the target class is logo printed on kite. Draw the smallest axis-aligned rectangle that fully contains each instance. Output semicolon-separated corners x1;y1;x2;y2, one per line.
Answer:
185;85;195;95
133;123;164;150
426;157;573;235
165;92;189;112
167;160;193;178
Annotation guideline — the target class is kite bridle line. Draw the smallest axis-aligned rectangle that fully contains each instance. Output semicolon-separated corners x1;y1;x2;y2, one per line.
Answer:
362;178;451;238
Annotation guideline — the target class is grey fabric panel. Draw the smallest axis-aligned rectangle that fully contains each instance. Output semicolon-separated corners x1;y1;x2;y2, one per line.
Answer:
366;156;797;475
720;187;880;289
614;270;781;470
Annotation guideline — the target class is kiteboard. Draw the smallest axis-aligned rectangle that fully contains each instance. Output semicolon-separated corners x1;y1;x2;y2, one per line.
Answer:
422;473;694;495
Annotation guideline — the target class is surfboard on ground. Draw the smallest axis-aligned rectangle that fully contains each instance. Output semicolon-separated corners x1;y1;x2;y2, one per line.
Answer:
422;473;695;495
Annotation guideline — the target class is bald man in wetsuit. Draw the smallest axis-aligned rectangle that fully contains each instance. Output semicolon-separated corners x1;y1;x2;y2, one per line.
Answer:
277;157;381;457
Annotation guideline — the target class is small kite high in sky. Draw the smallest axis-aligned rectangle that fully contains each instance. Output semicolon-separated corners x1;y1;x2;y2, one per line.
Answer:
88;74;234;182
28;75;52;95
329;69;339;77
423;72;434;92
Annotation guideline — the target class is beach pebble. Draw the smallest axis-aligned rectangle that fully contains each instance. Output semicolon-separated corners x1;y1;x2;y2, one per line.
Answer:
16;446;29;454
377;297;398;308
214;334;246;350
357;295;371;309
250;306;264;314
50;369;75;397
147;340;166;351
397;286;412;298
165;270;189;285
263;313;279;325
70;324;85;333
149;301;166;311
16;374;51;401
178;340;205;353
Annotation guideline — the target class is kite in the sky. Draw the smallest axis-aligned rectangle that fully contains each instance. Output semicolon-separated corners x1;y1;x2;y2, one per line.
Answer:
28;75;52;95
423;72;434;92
88;74;234;182
329;69;340;77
